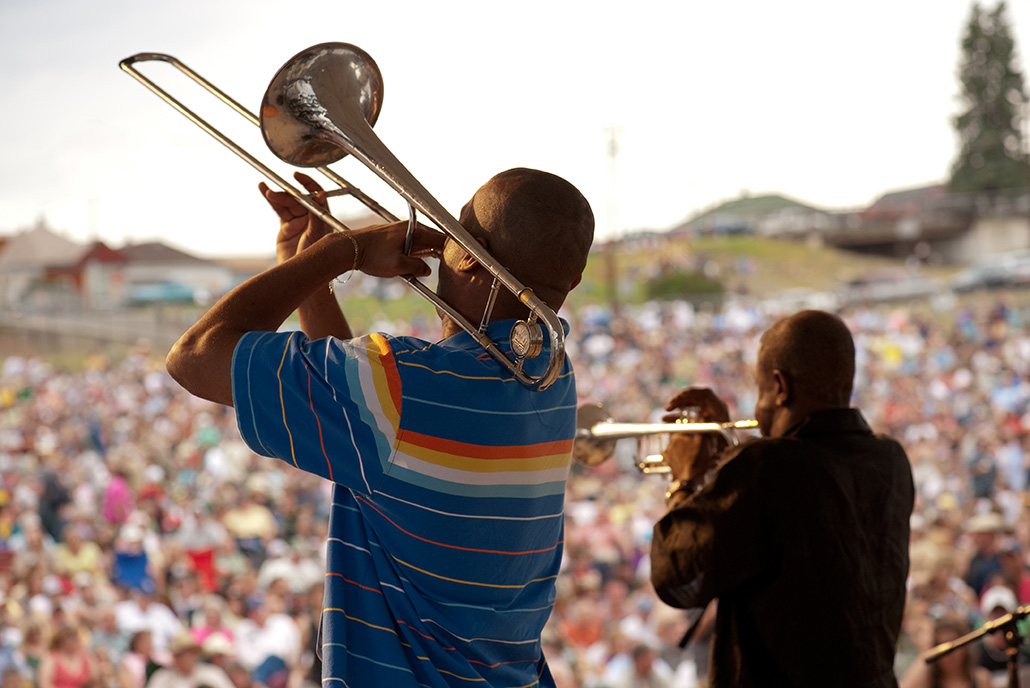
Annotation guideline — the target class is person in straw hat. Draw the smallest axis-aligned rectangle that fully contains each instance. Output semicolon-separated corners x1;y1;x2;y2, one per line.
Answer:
145;632;233;688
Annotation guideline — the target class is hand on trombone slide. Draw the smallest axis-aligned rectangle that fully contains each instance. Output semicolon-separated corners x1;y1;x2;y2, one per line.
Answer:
260;171;444;280
261;172;333;265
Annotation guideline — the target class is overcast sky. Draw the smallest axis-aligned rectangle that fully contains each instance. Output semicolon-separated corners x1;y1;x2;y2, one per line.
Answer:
1;0;1028;257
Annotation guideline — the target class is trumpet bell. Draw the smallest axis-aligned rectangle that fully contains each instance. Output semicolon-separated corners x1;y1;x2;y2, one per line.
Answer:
573;403;618;467
261;42;384;168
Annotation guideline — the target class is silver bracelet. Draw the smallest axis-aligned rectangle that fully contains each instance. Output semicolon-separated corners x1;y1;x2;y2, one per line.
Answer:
329;233;360;294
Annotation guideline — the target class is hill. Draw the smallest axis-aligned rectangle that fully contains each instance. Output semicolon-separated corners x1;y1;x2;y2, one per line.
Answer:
569;234;950;310
671;194;822;235
326;234;954;332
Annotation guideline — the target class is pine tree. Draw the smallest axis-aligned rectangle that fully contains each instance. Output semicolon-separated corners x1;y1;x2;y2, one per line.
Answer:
950;1;1029;193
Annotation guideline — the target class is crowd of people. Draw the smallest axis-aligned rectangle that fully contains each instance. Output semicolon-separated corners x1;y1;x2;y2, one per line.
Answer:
2;287;1030;687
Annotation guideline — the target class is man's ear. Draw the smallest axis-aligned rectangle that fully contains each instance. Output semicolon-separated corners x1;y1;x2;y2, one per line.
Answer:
457;236;489;273
773;369;791;407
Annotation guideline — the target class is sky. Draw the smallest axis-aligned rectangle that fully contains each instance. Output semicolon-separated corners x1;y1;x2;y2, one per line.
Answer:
1;0;1029;258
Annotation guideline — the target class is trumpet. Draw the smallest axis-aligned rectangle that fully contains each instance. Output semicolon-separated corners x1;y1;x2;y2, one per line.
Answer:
573;403;759;474
120;43;565;390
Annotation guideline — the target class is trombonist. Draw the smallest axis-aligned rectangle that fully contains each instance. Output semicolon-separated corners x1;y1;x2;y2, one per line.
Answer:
650;310;914;687
166;168;595;688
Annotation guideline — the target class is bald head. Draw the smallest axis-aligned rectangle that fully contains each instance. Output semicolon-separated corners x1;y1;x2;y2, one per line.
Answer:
759;310;855;408
459;168;594;309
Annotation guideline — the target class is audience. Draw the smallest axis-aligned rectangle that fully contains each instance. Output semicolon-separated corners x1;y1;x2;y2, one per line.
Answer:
3;289;1030;686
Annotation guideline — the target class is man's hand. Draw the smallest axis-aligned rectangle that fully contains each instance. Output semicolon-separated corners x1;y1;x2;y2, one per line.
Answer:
260;172;331;265
260;172;351;340
351;222;445;280
663;387;730;424
661;387;731;483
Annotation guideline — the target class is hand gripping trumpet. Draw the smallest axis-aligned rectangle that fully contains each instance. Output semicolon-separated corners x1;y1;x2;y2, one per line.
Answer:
573;403;759;474
120;43;565;390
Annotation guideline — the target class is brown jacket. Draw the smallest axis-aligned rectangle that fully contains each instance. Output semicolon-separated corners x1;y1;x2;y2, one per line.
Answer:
651;409;914;687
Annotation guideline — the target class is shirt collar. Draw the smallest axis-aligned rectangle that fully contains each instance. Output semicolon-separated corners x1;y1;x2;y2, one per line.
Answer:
443;317;571;351
783;408;872;438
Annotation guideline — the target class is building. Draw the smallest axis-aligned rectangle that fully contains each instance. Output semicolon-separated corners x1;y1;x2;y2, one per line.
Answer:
0;220;124;310
0;221;240;310
117;241;236;306
665;184;1030;265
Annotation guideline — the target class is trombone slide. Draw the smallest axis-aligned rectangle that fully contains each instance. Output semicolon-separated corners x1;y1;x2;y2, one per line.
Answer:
120;44;566;390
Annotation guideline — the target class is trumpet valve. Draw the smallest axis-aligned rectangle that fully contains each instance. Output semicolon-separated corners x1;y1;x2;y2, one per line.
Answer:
672;406;702;423
639;455;671;475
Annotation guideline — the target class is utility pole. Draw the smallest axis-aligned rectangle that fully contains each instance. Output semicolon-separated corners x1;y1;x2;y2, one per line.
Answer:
604;125;621;317
1025;101;1030;247
88;198;98;243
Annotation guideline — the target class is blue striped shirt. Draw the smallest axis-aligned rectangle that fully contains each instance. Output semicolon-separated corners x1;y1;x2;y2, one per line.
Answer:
232;319;575;687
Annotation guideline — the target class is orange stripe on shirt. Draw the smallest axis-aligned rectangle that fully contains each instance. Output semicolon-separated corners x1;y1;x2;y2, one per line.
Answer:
306;365;334;481
394;441;571;474
400;431;572;461
325;571;384;595
276;332;299;468
367;333;402;428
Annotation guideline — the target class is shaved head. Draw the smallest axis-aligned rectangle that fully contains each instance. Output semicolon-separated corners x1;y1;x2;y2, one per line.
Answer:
759;310;855;408
459;168;594;308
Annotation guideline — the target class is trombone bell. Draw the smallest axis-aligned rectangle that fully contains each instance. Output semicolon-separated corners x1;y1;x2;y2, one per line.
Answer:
261;43;383;168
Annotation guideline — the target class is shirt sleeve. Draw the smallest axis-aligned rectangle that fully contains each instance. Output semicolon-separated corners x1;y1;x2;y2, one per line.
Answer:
231;330;404;494
650;446;773;609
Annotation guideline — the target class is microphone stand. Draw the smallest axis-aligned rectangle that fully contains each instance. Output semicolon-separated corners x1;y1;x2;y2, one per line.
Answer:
924;605;1030;688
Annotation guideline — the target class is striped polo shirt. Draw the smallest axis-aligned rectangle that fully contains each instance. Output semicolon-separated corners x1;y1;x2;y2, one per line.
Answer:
231;319;576;688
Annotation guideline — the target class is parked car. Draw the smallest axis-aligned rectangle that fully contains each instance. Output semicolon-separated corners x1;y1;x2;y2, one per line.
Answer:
951;251;1030;292
762;288;840;315
836;270;944;306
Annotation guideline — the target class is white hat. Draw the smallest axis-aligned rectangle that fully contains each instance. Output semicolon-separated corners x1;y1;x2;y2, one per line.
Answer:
41;575;63;596
201;632;234;657
143;465;165;484
968;512;1008;534
246;475;269;494
169;632;201;655
266;539;288;558
120;525;144;543
981;585;1019;616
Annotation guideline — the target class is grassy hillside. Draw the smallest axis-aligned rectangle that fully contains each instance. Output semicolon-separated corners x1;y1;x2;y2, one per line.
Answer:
330;234;952;329
3;235;952;370
569;234;952;310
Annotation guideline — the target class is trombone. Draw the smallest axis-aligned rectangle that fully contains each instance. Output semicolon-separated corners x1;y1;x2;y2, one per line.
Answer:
120;43;565;390
574;403;759;474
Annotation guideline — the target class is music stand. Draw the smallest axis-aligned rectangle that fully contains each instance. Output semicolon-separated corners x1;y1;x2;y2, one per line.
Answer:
924;605;1030;688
